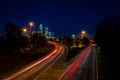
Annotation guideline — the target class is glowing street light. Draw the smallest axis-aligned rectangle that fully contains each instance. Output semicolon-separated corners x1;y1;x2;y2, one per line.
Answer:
29;22;34;26
22;27;28;36
81;30;86;35
29;21;34;29
81;30;86;39
28;21;34;35
22;28;28;33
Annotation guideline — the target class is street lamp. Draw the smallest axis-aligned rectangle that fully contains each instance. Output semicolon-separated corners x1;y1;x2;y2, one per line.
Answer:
81;30;86;39
22;28;28;33
81;30;86;35
29;22;34;27
22;27;28;36
28;21;34;35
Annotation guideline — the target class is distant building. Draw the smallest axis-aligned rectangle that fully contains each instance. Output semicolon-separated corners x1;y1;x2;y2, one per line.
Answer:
32;23;55;40
39;24;43;35
32;30;36;34
51;32;55;39
71;34;76;39
45;27;49;39
48;31;52;38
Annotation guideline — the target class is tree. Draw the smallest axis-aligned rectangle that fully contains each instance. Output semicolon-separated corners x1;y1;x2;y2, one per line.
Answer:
30;33;47;50
82;37;90;46
4;22;17;38
3;22;29;54
60;35;73;47
94;16;120;80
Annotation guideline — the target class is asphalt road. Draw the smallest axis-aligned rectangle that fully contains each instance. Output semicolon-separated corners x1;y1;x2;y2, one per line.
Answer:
59;46;97;80
3;42;63;80
71;46;97;80
26;43;69;80
3;43;97;80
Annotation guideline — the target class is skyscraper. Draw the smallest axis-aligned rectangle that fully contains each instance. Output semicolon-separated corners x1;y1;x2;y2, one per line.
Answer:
45;27;49;39
39;24;43;35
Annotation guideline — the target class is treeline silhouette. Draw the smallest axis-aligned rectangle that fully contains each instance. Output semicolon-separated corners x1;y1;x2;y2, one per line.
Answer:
0;22;47;54
94;16;120;80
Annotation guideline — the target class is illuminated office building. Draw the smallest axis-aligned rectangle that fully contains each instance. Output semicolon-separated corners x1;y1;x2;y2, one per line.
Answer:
38;23;43;35
45;27;49;39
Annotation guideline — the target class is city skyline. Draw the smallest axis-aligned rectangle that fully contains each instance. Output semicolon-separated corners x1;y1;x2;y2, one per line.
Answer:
0;0;120;37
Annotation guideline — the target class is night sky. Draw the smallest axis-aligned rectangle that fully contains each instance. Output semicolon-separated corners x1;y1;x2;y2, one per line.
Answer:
0;0;120;37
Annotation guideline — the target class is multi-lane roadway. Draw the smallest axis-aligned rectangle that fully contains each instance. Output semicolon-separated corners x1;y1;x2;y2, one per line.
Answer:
3;42;64;80
3;42;97;80
59;46;97;80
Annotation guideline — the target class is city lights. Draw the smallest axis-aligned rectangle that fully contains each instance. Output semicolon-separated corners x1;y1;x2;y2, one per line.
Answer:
29;21;34;28
81;30;86;35
22;28;28;33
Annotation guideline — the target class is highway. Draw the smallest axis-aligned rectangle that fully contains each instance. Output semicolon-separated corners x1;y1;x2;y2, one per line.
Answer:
59;46;97;80
3;42;63;80
3;43;97;80
25;44;69;80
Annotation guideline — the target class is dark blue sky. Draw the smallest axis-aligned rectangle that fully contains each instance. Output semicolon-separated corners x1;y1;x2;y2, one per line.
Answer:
0;0;120;37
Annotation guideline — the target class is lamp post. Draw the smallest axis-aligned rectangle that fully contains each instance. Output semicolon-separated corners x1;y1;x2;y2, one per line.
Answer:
81;30;86;39
22;27;28;36
22;28;28;33
29;21;34;35
81;30;86;35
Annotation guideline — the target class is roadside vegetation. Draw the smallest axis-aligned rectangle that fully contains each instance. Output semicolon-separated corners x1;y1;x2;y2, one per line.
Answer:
0;22;55;79
96;47;108;80
94;16;120;80
0;43;55;79
65;47;85;62
59;35;90;62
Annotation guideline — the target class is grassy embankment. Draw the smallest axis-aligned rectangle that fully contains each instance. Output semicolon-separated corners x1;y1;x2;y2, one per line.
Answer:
65;47;85;62
96;47;108;80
